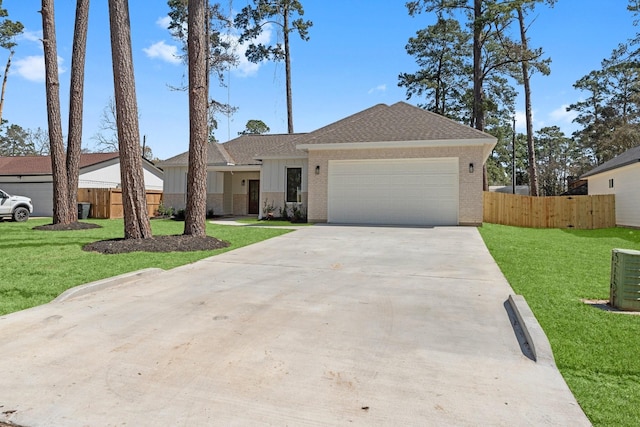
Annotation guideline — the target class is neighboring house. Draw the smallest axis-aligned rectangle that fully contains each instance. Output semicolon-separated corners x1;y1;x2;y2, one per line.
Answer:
160;102;497;226
582;145;640;228
0;153;164;217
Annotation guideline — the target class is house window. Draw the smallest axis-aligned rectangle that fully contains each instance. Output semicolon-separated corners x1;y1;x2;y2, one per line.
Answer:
286;167;302;203
609;178;614;188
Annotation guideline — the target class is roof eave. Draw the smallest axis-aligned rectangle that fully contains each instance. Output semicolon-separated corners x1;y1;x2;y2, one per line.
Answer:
297;138;497;152
582;159;640;179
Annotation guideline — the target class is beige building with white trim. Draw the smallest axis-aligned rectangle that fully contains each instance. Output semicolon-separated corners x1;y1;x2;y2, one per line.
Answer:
159;102;496;226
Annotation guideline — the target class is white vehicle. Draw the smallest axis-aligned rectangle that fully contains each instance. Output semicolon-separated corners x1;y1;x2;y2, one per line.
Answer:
0;189;33;222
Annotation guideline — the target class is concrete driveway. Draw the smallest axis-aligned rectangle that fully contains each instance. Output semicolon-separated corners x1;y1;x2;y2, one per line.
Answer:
0;226;589;426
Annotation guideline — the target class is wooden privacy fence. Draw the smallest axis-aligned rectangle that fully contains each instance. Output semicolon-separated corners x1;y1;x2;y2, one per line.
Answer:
483;192;616;229
77;188;163;219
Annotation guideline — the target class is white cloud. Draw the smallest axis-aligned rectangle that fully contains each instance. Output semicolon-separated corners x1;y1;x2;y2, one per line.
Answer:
514;110;527;130
19;30;42;44
226;24;274;77
549;104;577;124
368;84;387;94
156;16;172;30
143;41;181;65
13;55;66;82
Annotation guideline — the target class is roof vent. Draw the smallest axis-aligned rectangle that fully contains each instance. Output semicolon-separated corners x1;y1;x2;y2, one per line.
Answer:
610;249;640;311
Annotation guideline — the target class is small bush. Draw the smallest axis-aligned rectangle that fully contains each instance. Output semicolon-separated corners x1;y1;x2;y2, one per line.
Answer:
155;202;174;218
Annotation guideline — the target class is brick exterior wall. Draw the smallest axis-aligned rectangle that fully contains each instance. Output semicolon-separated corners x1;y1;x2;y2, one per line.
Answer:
261;192;309;218
233;194;248;215
307;146;485;225
207;194;224;216
163;194;184;211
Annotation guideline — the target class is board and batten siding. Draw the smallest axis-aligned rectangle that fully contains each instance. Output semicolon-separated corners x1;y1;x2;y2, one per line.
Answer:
588;163;640;228
260;159;307;192
260;159;308;216
163;168;226;195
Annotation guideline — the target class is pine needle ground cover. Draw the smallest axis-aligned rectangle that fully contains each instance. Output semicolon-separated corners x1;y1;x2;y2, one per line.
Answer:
479;224;640;426
0;218;291;316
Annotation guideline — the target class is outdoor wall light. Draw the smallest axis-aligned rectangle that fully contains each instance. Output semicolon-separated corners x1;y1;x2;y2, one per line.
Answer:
469;163;474;173
241;179;246;186
315;165;320;175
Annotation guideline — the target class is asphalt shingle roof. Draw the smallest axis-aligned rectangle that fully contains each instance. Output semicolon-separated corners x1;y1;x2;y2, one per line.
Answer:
581;145;640;178
223;133;307;163
295;102;492;145
160;143;231;167
158;102;495;167
0;152;121;176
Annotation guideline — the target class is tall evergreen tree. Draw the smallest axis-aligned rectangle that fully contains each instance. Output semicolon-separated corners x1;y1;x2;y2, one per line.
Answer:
407;0;527;189
167;0;237;142
399;17;471;121
234;0;312;133
510;0;555;196
108;0;152;239
0;1;23;125
66;0;90;224
535;126;586;196
41;0;72;224
184;0;209;237
0;123;33;156
568;48;640;165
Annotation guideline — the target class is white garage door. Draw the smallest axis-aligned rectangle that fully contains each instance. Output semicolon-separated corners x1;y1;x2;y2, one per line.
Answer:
328;158;459;226
0;183;53;217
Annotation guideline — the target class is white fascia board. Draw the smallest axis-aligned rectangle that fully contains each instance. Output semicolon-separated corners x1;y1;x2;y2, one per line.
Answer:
207;165;261;172
254;154;308;161
297;138;497;152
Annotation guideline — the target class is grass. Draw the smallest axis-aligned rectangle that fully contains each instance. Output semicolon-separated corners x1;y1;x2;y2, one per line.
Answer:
479;224;640;427
0;218;292;316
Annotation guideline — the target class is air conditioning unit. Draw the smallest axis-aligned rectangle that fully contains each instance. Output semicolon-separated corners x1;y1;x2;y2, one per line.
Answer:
610;248;640;311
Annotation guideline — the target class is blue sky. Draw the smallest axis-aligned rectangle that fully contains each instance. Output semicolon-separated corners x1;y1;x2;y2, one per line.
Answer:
3;1;638;160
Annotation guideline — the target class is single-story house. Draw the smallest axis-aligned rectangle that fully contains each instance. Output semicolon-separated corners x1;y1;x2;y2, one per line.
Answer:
160;102;497;226
0;152;164;217
582;145;640;228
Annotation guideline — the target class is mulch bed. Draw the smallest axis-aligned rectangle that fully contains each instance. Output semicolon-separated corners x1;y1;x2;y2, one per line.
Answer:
33;221;229;254
83;235;229;254
33;222;102;231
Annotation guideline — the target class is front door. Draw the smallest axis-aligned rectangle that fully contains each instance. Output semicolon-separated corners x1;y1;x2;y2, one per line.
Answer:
248;180;260;215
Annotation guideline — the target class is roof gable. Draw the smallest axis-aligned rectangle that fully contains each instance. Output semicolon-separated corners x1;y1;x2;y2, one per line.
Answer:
582;145;640;178
158;102;497;167
295;102;493;145
0;153;120;176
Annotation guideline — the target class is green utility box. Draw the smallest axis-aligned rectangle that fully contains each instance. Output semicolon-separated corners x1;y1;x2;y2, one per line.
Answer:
610;248;640;311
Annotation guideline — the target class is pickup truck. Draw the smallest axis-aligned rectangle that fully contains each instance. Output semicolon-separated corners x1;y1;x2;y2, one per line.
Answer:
0;189;33;222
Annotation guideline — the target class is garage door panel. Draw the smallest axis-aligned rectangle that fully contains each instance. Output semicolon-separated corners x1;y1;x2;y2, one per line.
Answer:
328;158;458;226
0;183;52;217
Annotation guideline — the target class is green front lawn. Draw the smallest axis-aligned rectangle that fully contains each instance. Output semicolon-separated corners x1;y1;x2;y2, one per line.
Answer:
0;218;292;316
479;224;640;427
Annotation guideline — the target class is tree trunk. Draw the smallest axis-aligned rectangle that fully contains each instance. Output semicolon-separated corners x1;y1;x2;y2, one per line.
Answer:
41;0;72;224
0;49;14;124
108;0;152;239
284;5;294;134
184;0;208;237
472;0;484;133
66;0;90;218
473;0;489;191
518;7;539;196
